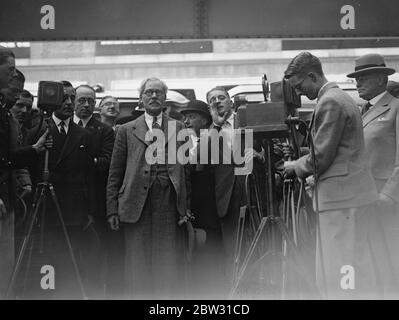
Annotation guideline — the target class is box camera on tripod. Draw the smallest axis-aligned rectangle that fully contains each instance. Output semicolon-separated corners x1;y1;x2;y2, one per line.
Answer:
236;79;301;139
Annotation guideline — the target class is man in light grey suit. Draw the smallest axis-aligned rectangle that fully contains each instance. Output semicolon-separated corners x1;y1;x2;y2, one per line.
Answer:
284;52;380;299
107;77;190;299
348;53;399;289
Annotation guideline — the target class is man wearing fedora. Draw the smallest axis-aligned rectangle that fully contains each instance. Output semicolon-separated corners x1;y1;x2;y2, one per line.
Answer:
348;53;399;293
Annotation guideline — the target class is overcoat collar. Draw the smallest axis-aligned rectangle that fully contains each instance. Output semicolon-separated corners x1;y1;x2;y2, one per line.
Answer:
362;91;393;128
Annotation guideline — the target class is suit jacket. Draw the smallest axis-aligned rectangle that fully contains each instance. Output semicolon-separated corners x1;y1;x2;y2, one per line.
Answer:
32;119;95;226
294;82;378;211
84;116;115;220
107;113;189;223
362;92;399;200
85;117;115;172
207;114;247;219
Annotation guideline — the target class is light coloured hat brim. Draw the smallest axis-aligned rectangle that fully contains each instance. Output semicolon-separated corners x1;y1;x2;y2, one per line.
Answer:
347;66;396;78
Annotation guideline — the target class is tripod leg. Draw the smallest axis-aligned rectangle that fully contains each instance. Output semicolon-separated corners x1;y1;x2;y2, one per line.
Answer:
274;217;320;297
39;193;47;254
229;217;269;298
5;184;46;299
21;236;35;299
232;206;247;286
47;184;87;299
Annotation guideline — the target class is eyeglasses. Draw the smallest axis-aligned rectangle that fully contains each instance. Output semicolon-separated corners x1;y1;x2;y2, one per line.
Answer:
77;97;95;105
102;101;118;107
293;76;307;91
143;89;165;97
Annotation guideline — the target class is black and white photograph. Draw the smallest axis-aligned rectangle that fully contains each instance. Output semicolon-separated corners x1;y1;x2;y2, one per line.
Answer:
1;0;399;305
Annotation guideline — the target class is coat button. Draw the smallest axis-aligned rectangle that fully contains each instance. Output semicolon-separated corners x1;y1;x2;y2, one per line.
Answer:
144;186;147;190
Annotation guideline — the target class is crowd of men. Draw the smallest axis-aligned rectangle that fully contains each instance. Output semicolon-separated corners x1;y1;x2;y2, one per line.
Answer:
1;44;399;299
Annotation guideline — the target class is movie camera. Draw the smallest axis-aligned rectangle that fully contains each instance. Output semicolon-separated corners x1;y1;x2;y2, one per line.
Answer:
37;81;65;115
235;75;301;138
230;75;318;299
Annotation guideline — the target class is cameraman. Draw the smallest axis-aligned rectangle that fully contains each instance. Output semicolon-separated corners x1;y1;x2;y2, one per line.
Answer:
283;52;381;299
24;81;98;299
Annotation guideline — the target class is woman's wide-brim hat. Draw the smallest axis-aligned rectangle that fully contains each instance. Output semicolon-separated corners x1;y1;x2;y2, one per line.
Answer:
347;53;396;78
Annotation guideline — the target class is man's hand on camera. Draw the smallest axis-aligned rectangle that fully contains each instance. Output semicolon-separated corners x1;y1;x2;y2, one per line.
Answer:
282;143;294;160
283;160;296;178
20;185;32;198
244;147;265;164
108;215;120;231
32;129;53;153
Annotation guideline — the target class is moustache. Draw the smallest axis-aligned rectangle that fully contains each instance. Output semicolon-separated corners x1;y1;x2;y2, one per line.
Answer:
149;99;161;105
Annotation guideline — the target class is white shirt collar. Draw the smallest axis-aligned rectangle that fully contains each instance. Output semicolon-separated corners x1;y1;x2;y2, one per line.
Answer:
52;114;70;133
73;114;92;128
144;111;163;131
369;91;387;106
317;81;332;100
225;112;235;127
213;111;235;128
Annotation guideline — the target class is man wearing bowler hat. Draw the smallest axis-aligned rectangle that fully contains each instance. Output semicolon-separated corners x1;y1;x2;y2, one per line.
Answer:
180;100;225;298
348;54;399;292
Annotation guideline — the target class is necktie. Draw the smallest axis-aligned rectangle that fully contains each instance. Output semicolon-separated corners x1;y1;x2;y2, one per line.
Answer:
78;119;83;127
59;121;66;136
151;116;161;158
152;116;161;130
363;101;372;115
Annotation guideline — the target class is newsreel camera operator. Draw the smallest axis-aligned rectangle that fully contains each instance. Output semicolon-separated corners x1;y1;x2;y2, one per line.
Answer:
0;46;52;299
282;51;393;299
7;81;97;299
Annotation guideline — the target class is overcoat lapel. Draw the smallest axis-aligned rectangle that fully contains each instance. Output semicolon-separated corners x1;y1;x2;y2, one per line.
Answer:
363;92;393;128
56;123;80;166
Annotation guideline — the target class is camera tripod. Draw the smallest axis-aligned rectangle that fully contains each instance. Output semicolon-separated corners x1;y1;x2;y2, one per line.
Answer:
229;137;320;299
5;118;87;299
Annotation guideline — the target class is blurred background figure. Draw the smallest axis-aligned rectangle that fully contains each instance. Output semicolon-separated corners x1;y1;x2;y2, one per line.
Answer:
0;69;24;109
98;95;120;130
9;90;33;143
